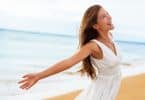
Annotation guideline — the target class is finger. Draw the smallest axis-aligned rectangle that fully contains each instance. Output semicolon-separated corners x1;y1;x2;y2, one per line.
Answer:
18;78;28;84
25;83;33;90
23;82;34;90
20;82;30;89
25;80;36;90
19;79;35;90
22;74;30;78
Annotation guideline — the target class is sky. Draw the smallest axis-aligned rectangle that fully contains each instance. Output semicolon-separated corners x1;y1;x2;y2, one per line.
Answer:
0;0;145;41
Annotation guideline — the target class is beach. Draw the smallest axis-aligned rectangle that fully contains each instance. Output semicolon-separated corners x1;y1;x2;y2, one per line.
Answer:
0;0;145;99
46;73;145;100
1;30;145;100
1;66;145;100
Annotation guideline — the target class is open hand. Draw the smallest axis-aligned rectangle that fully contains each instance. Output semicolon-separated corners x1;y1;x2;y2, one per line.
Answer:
18;73;40;90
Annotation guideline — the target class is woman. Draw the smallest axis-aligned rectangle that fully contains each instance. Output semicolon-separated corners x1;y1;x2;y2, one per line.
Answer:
18;4;122;100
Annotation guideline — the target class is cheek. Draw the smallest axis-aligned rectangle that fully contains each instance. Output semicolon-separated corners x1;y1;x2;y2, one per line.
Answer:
98;19;107;26
97;21;108;29
100;19;108;25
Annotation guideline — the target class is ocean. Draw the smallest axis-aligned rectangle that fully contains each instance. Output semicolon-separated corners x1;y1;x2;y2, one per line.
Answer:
0;29;145;99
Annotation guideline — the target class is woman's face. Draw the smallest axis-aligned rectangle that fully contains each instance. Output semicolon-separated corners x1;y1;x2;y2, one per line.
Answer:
95;8;114;31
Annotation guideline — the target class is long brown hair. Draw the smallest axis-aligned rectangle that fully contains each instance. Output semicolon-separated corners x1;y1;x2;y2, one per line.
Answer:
78;5;102;79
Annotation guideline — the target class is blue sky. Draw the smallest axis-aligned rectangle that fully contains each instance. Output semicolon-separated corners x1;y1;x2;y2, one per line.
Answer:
0;0;145;41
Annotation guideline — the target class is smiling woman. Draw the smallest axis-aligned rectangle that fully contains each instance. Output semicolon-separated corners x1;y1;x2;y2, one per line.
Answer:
18;4;123;100
1;0;145;99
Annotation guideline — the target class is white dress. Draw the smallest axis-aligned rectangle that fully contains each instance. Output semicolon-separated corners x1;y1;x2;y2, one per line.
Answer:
75;39;122;100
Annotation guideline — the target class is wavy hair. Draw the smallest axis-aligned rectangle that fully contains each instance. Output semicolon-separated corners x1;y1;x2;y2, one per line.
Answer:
78;4;102;79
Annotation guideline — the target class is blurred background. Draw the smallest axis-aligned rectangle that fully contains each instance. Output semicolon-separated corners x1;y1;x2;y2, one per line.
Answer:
0;0;145;99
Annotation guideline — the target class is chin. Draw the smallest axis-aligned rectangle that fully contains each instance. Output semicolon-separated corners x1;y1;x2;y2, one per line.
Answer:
110;25;115;30
110;27;114;30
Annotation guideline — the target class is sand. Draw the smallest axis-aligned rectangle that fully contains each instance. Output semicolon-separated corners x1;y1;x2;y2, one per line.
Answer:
44;73;145;100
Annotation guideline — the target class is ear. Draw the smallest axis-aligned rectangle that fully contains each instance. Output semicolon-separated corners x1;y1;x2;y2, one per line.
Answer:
93;24;99;30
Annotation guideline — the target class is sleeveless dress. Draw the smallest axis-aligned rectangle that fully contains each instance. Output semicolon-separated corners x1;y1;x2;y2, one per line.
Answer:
75;38;122;100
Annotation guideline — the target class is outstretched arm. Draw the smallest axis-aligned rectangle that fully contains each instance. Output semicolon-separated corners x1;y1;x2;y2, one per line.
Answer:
37;42;94;79
18;42;97;90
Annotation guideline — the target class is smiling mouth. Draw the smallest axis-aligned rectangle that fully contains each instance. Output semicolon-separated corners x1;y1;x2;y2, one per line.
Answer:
107;23;113;26
107;20;113;25
107;23;114;29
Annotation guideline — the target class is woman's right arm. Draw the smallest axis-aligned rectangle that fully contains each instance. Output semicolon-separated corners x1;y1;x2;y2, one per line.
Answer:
18;41;99;89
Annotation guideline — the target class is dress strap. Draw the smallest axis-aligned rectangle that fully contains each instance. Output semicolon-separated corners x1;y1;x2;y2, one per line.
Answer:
90;39;106;58
90;39;104;49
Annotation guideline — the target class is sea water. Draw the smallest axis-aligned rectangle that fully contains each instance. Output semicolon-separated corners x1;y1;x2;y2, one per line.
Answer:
0;29;145;99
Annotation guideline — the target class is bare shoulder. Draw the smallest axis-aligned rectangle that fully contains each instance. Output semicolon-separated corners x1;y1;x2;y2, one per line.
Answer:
85;40;100;54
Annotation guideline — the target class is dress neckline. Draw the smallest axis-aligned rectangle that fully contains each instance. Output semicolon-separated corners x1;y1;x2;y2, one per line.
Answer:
94;39;118;57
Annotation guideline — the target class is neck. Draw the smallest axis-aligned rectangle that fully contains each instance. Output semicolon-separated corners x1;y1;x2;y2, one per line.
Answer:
97;30;111;42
